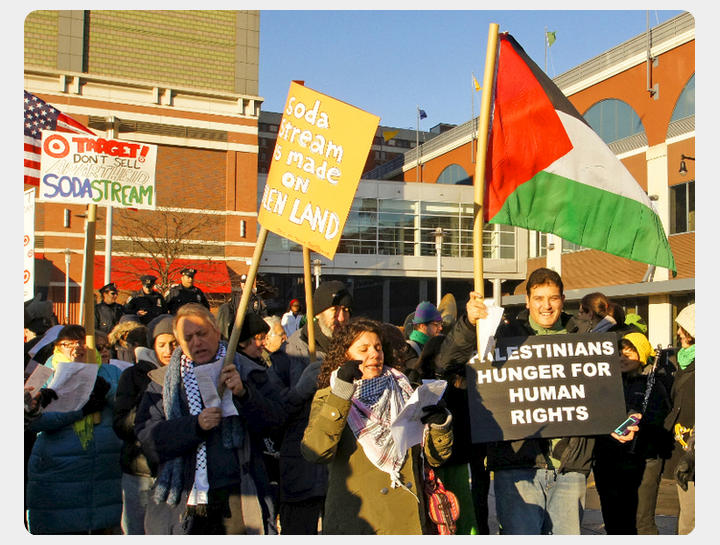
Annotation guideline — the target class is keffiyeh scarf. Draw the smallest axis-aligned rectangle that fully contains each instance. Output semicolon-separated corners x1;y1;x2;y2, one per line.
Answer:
154;341;246;506
333;366;414;491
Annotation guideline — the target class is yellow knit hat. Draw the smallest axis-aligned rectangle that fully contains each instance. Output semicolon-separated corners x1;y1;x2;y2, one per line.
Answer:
623;332;656;365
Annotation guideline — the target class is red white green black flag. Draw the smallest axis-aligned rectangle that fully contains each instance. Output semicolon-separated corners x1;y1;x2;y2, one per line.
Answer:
485;33;676;273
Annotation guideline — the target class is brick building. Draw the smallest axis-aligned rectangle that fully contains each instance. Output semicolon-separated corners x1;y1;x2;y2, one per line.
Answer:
24;10;262;322
360;12;694;346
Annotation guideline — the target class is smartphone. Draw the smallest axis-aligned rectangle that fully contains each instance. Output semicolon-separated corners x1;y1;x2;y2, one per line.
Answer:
613;415;640;436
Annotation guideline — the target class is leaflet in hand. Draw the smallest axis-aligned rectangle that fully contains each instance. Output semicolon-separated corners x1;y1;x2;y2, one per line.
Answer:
44;362;99;412
390;379;447;455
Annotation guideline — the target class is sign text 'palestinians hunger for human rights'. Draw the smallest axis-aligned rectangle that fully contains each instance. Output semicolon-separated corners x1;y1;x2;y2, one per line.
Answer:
38;131;157;210
258;82;380;259
466;332;627;443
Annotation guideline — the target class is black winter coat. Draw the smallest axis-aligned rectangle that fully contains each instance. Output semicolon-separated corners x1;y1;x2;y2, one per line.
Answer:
112;352;160;477
663;359;694;477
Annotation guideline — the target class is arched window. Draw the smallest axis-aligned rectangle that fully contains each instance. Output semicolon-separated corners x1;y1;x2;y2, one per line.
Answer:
436;163;471;185
671;74;695;122
583;99;644;144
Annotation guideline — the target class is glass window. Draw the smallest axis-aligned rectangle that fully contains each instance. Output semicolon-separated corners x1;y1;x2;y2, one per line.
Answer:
670;181;695;234
583;99;644;144
671;74;695;122
436;164;472;185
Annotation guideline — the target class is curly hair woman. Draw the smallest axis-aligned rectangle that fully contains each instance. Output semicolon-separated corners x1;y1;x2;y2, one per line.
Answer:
301;317;453;534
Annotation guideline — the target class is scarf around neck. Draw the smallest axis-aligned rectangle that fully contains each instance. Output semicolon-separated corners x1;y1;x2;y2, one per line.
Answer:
409;329;430;347
333;366;414;490
529;315;567;335
678;344;695;369
154;341;246;506
49;347;102;450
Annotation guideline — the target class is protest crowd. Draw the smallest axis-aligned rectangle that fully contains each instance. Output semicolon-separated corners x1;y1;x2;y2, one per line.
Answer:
22;265;695;536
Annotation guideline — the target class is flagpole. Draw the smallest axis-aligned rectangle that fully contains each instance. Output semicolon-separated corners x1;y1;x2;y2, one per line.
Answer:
416;107;420;182
474;23;500;353
471;74;476;164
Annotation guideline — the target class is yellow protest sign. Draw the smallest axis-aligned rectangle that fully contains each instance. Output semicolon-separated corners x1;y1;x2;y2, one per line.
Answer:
258;82;380;259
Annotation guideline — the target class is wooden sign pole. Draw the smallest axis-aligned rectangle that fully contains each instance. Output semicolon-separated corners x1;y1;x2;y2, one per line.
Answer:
474;23;500;354
81;203;101;423
82;204;98;364
222;226;269;369
302;247;316;362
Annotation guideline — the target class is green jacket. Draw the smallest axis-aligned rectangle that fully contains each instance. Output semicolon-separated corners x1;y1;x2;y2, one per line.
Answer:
301;387;453;534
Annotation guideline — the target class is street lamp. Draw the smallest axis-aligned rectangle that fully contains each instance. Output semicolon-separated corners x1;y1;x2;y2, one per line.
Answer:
63;248;71;324
434;227;444;306
312;259;322;289
678;154;695;175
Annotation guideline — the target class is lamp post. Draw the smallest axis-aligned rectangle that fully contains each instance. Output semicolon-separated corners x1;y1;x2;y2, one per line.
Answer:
434;227;444;306
63;248;71;324
312;259;322;289
679;154;695;175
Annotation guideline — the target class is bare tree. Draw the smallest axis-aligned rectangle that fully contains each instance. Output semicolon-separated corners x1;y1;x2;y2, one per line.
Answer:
112;208;226;294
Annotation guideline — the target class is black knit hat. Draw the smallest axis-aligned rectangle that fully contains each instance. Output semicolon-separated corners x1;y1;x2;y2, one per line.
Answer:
312;280;353;316
238;311;270;343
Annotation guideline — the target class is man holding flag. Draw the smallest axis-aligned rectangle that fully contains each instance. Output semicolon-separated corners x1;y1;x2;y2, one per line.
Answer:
436;26;675;535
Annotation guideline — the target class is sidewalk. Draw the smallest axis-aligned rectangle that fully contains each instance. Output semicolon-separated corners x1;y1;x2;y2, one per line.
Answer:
485;473;680;535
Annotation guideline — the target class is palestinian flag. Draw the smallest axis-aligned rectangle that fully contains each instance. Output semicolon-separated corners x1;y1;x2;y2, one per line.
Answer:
485;33;676;273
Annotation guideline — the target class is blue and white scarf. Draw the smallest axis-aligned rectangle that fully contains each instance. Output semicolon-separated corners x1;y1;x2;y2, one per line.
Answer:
154;341;246;506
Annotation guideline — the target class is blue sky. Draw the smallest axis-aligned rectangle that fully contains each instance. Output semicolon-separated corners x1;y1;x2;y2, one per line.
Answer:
259;9;687;129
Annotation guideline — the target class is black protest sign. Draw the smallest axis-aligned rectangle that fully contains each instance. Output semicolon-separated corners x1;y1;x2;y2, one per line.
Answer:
466;333;627;443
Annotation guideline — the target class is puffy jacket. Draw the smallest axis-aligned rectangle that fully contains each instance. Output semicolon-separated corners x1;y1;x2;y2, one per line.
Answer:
26;363;123;534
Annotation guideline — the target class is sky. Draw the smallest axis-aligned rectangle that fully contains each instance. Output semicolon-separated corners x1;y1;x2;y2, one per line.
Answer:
259;8;687;129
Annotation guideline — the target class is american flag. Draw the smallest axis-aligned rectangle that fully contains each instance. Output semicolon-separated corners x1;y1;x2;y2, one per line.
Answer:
24;90;95;187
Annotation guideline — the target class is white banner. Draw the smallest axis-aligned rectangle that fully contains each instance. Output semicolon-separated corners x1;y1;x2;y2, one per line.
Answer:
37;131;157;209
24;188;36;302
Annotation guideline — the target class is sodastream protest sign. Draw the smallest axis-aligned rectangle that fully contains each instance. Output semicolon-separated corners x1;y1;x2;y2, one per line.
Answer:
258;81;379;259
38;131;157;209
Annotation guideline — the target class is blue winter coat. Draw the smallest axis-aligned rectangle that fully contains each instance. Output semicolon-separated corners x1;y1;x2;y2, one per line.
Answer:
26;363;123;534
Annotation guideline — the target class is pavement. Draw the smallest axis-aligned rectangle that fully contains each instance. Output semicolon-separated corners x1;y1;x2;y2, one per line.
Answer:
485;473;680;535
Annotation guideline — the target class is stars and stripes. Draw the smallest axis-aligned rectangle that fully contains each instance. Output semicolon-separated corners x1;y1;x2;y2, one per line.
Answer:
24;90;94;187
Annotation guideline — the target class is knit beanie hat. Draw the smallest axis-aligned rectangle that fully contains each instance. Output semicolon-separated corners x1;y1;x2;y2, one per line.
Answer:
675;303;695;338
147;314;174;347
238;311;270;343
312;281;353;316
623;332;656;366
412;301;442;324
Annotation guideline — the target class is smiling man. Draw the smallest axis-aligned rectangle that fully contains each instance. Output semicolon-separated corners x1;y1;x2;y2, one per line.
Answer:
435;267;638;535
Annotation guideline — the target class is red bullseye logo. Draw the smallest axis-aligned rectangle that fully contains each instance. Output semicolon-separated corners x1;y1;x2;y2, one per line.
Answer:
24;235;30;246
43;134;70;158
24;270;31;283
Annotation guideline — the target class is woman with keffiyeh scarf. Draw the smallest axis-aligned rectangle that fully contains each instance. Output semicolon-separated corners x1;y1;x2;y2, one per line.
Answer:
301;318;453;534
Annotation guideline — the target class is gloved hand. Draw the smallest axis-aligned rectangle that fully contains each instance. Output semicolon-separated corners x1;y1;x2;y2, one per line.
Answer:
38;388;58;408
420;399;450;426
82;376;109;416
336;360;363;384
675;435;695;491
294;360;321;400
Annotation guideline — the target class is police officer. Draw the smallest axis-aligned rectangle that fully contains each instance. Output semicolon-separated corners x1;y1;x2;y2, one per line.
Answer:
95;282;124;334
124;275;167;325
165;267;209;314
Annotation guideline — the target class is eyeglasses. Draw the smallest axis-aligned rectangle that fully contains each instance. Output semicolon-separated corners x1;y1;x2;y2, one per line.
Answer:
96;344;110;351
58;340;83;349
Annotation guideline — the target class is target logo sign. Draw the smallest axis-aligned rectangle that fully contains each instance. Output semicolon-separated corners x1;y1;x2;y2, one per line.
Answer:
24;235;30;246
24;270;31;284
43;133;71;158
